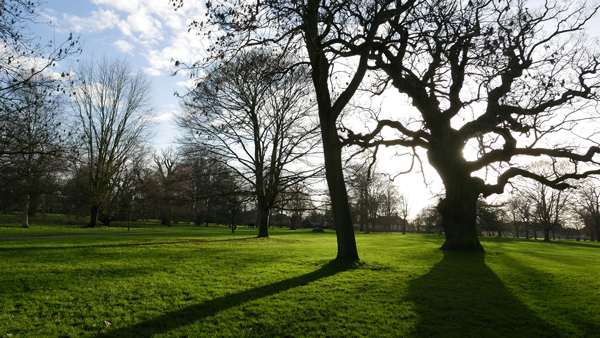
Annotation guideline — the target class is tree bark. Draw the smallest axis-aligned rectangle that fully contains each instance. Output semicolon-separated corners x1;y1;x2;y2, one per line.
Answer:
257;205;270;238
21;195;29;228
87;204;100;228
321;124;359;260
437;180;484;251
303;4;360;261
290;214;298;230
544;229;551;242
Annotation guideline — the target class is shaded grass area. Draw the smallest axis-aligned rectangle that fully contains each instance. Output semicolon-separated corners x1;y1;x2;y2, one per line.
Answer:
0;213;229;237
0;230;599;337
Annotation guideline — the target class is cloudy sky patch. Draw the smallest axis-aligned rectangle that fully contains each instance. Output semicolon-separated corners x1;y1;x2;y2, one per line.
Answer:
36;1;209;149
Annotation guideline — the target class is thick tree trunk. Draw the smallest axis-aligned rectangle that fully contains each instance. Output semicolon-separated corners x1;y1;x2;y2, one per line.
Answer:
544;229;551;242
402;220;406;234
87;204;100;228
290;214;298;230
257;205;270;238
21;196;29;228
514;224;519;238
438;181;484;251
321;126;359;260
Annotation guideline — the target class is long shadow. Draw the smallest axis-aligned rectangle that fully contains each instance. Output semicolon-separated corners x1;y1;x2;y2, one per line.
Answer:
0;241;185;252
96;260;355;337
0;236;288;253
406;252;564;337
481;236;600;250
540;239;600;249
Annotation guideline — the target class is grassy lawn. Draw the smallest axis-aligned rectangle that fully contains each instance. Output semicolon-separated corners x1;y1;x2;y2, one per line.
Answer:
1;226;599;337
0;214;227;237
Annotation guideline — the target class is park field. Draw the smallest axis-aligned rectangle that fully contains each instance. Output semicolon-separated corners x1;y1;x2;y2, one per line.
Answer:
1;225;599;337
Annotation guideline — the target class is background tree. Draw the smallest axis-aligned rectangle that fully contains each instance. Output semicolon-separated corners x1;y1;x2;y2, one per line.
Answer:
0;76;68;227
70;57;154;227
172;0;418;260
178;145;240;227
97;149;151;225
413;204;443;234
378;180;402;232
153;147;182;226
282;183;313;230
60;161;91;220
476;198;505;237
397;194;410;234
346;0;600;251
519;161;573;241
0;1;80;155
505;195;528;238
178;50;319;238
346;160;387;233
575;179;600;242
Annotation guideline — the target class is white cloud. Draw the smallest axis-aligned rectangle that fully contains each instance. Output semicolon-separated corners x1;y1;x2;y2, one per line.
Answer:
63;9;120;33
60;0;210;78
123;10;165;46
144;28;208;73
148;104;179;122
113;40;135;54
175;79;196;88
143;67;163;77
151;112;174;122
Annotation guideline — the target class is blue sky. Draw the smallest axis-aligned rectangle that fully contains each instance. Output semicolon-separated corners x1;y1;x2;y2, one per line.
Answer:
36;0;209;149
31;1;600;215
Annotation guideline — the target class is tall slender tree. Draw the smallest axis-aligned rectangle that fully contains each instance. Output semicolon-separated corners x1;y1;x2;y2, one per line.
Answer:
70;57;154;227
177;50;320;237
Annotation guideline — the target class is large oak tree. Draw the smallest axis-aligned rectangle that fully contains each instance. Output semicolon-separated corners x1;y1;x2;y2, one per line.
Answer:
347;0;600;250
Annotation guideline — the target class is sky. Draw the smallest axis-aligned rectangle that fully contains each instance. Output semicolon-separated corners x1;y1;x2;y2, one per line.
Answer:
37;0;208;148
31;1;600;218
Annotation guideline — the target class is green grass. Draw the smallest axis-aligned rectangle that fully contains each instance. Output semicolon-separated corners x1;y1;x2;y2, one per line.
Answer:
1;227;599;337
0;213;227;237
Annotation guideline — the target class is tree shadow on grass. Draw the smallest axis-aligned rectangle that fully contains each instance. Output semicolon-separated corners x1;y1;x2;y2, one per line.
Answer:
406;251;564;338
96;260;356;338
541;239;600;249
0;241;185;252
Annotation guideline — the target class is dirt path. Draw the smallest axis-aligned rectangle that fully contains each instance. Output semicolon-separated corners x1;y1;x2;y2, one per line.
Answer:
0;229;223;241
